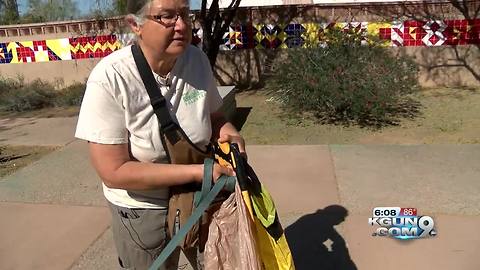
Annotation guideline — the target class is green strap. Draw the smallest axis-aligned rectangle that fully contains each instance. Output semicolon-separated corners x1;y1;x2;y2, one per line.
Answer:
201;159;214;201
223;175;236;192
148;160;236;270
194;159;214;207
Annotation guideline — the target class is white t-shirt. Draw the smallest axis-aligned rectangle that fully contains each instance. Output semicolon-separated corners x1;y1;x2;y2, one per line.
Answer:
75;45;223;209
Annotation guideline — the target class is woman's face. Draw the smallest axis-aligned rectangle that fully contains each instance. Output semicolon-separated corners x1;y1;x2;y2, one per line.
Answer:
139;0;192;57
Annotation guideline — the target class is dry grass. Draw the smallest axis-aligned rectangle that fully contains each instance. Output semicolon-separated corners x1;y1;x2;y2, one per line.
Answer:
234;87;480;144
0;145;58;178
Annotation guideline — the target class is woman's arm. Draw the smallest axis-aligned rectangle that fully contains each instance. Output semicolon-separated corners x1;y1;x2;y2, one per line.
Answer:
89;142;233;190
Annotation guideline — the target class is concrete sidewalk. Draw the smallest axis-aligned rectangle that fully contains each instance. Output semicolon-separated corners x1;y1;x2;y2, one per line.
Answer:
1;117;479;270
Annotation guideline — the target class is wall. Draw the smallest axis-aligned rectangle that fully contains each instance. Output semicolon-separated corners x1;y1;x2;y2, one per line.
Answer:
397;46;480;88
213;46;480;90
211;2;479;88
0;34;120;85
0;18;127;86
0;2;479;88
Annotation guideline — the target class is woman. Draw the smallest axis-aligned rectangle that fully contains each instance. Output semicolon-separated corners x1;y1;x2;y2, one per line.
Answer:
75;0;245;269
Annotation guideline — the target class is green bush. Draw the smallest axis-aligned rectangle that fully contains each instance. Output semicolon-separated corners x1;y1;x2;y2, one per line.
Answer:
2;79;57;112
267;29;421;127
53;82;86;107
0;77;85;112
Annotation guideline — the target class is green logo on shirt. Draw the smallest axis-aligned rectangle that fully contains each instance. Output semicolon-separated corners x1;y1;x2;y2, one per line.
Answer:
183;89;206;105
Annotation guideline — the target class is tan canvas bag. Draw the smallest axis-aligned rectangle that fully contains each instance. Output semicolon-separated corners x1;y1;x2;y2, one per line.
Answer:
132;44;215;250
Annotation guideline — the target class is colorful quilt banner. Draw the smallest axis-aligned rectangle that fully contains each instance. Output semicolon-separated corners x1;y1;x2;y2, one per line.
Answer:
0;19;479;65
0;35;119;64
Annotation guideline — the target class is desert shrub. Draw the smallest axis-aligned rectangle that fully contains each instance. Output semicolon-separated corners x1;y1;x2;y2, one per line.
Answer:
53;82;86;106
0;77;85;112
0;78;56;112
266;29;421;127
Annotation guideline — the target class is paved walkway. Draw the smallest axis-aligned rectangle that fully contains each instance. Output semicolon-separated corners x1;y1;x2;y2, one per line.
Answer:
0;117;479;270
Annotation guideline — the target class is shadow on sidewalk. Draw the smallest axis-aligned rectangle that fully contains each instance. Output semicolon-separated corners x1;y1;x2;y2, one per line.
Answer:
285;205;357;270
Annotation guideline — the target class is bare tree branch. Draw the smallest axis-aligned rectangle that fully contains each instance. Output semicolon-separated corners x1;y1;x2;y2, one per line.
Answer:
199;0;242;67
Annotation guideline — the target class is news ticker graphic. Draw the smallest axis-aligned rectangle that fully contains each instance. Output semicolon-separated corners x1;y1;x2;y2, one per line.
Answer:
368;207;437;240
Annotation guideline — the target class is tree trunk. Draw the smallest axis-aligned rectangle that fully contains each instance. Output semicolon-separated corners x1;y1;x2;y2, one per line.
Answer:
199;0;242;68
206;36;221;67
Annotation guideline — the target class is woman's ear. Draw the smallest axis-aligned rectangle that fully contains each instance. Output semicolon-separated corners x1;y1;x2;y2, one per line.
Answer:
125;15;142;36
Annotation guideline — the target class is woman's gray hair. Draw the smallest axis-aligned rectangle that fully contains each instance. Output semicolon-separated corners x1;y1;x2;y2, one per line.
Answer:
126;0;152;26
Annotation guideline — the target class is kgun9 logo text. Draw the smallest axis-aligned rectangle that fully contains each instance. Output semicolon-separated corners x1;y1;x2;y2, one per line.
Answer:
368;207;437;240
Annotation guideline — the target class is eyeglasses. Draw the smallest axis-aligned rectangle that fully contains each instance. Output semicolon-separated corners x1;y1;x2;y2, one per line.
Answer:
145;12;194;27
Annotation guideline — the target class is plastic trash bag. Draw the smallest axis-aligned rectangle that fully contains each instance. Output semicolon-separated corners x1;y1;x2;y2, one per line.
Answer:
204;183;262;270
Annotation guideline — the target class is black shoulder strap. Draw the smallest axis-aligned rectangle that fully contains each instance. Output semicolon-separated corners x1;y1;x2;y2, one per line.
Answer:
131;44;180;143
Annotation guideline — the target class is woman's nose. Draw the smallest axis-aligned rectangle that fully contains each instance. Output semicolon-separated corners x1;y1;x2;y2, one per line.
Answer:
174;16;189;31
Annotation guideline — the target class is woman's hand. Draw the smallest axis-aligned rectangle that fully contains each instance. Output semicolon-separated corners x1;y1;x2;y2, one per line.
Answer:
218;134;247;160
212;162;235;183
193;163;235;184
211;112;247;160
